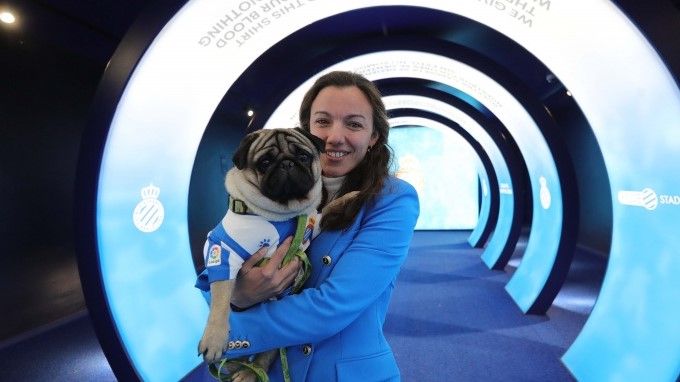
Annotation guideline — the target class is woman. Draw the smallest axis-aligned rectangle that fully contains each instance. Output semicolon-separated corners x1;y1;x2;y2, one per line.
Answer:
224;71;419;381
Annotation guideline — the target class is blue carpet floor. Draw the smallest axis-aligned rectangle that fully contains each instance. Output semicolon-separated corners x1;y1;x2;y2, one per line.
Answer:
385;230;588;381
1;230;602;381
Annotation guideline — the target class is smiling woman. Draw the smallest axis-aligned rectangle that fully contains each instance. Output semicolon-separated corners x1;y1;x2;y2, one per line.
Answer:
309;86;378;178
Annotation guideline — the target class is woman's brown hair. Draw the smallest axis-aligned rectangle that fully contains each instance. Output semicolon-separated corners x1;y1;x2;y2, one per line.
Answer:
299;71;392;230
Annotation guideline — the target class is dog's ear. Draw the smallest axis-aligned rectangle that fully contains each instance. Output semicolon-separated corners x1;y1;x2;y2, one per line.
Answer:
295;127;325;153
232;131;259;169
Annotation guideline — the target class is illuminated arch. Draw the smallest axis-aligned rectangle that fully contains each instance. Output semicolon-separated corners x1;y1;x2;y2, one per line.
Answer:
267;50;577;316
388;115;489;231
384;95;512;252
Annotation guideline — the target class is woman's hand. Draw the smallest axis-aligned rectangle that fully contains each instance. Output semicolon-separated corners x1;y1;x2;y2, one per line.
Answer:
231;236;301;309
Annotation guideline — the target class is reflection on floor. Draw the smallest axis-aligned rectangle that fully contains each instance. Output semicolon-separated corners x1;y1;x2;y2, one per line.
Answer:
0;246;86;341
0;311;115;381
385;230;604;381
0;230;605;381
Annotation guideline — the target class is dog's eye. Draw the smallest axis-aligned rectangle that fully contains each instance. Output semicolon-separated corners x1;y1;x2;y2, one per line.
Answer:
297;153;310;163
256;158;273;172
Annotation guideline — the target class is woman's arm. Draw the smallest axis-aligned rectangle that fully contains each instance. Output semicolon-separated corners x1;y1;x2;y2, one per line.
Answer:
226;179;419;356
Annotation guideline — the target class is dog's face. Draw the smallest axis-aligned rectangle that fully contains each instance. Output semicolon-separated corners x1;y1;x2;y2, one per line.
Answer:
232;128;325;204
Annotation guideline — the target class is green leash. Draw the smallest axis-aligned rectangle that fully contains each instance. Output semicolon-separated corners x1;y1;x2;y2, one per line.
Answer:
257;214;312;294
279;347;291;382
209;359;269;382
209;215;312;382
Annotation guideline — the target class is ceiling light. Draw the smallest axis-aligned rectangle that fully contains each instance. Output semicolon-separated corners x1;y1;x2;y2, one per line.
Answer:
0;11;16;24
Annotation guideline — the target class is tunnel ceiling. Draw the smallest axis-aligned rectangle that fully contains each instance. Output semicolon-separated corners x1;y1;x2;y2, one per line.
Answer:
198;6;563;133
14;0;678;104
212;5;563;125
12;1;564;124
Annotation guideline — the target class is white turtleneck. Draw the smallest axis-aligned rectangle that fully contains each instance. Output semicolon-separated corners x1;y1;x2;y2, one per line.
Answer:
323;175;346;202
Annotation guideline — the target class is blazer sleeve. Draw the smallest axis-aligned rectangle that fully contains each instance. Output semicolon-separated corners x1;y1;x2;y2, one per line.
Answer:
225;178;420;357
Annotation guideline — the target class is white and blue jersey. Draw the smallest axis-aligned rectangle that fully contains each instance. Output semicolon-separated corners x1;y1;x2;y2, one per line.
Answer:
195;209;317;291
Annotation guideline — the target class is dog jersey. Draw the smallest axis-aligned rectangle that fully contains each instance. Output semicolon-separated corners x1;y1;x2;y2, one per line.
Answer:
195;209;318;292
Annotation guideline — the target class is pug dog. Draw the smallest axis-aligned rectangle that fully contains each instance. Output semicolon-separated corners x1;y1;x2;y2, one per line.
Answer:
196;127;355;382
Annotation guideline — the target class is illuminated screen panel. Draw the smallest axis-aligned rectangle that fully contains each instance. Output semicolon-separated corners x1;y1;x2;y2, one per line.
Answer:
388;116;479;230
384;95;512;250
87;0;680;380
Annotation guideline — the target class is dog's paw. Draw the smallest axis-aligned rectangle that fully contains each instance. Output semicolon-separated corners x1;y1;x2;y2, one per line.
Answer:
198;326;228;363
231;368;259;382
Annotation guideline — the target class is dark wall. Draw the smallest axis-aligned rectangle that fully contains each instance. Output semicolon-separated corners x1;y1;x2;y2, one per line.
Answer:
0;31;104;341
0;0;148;343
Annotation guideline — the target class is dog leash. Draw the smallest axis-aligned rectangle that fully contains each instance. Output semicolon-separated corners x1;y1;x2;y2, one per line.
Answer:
209;214;311;382
279;213;311;382
209;359;269;382
258;214;310;382
255;214;311;294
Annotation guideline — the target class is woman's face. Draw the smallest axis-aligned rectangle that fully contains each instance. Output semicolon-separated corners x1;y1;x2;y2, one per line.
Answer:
309;86;379;178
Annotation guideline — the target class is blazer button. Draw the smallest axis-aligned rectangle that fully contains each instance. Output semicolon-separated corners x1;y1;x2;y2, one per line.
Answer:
322;255;332;266
234;340;242;349
302;344;313;355
242;341;250;349
227;341;235;350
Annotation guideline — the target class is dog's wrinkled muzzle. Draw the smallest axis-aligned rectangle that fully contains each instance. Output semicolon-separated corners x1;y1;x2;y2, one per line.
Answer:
262;159;315;203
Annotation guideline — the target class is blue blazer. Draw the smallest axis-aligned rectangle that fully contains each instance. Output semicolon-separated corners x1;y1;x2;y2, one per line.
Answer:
225;177;419;381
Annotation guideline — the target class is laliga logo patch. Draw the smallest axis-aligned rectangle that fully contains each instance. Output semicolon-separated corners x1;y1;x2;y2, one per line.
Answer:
303;216;316;244
617;187;680;210
299;215;317;252
132;184;165;232
206;245;221;267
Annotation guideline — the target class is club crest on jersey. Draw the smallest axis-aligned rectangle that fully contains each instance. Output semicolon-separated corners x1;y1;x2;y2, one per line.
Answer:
206;244;221;267
302;215;316;247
